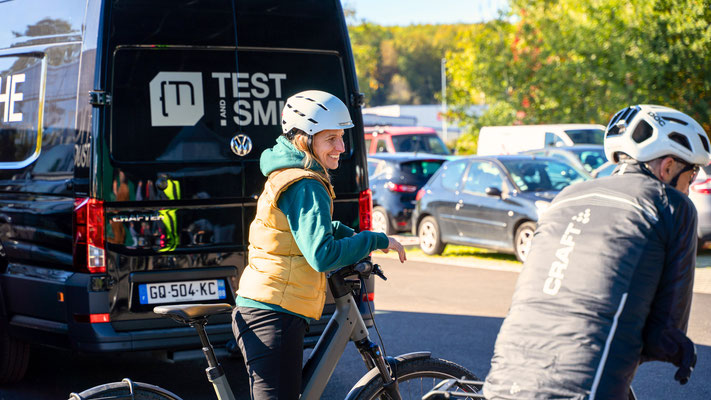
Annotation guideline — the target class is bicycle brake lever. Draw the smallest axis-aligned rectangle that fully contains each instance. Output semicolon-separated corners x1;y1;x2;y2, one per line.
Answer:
373;264;387;281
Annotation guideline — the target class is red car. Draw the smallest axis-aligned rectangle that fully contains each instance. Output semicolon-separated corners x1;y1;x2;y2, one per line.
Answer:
364;126;451;155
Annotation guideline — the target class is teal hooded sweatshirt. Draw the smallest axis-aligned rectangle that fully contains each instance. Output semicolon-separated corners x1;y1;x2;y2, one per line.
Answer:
237;136;389;320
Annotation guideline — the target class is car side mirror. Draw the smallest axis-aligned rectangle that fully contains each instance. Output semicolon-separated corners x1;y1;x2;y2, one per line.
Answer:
485;187;502;197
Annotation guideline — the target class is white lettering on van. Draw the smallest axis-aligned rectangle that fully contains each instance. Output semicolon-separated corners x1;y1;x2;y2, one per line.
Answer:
210;72;288;127
0;74;25;122
543;209;591;296
149;72;204;126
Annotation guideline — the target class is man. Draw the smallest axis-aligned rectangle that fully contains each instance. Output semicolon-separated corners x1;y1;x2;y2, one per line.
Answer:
484;105;709;399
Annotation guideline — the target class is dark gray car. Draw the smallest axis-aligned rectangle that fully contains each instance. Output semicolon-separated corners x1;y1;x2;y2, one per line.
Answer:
412;155;589;261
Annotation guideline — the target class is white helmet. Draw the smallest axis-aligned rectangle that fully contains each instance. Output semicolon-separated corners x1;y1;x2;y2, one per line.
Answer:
281;90;354;135
604;104;711;165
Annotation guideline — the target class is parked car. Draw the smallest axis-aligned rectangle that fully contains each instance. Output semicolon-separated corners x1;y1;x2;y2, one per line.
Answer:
520;145;608;175
688;164;711;249
0;0;372;383
368;153;448;234
591;161;617;178
365;126;451;155
477;124;605;156
413;155;589;262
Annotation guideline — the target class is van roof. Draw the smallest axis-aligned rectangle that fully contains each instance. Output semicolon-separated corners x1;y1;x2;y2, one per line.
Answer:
365;126;437;136
481;124;605;131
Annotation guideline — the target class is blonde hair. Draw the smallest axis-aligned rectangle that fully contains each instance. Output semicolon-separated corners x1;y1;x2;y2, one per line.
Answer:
290;130;331;181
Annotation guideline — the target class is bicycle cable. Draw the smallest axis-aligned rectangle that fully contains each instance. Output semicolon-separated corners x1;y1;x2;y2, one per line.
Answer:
361;275;388;358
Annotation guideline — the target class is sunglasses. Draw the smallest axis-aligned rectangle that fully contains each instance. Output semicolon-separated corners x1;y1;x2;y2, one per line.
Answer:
672;157;700;182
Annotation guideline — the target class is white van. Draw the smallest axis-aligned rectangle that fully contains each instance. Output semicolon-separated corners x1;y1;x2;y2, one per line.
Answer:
477;124;605;155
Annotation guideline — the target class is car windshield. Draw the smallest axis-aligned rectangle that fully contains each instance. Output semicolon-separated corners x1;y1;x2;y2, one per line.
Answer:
391;134;450;155
569;147;607;171
564;129;604;145
501;159;588;192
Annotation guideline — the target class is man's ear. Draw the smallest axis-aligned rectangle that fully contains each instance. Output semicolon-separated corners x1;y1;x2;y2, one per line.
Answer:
659;156;676;182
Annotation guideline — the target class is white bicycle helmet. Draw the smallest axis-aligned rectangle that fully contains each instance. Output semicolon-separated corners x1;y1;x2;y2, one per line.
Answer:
281;90;354;135
604;104;711;165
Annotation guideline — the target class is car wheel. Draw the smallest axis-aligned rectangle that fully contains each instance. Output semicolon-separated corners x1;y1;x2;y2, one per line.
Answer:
0;330;30;384
371;207;393;235
418;216;445;255
514;221;536;263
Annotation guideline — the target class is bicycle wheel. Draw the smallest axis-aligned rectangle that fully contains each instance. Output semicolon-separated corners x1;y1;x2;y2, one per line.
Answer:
350;357;482;400
68;379;184;400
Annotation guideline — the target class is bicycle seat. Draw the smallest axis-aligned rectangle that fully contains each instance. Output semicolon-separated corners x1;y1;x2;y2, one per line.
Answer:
154;303;233;324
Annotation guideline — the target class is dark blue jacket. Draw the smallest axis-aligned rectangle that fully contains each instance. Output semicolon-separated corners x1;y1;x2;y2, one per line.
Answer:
484;161;697;399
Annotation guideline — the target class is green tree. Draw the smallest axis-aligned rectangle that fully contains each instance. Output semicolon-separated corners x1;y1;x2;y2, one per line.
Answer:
447;0;711;149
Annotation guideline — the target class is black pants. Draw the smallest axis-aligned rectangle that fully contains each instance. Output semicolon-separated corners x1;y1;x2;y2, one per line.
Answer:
232;306;308;400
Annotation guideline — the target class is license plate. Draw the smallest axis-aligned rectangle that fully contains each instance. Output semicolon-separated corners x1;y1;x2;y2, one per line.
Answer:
138;279;227;305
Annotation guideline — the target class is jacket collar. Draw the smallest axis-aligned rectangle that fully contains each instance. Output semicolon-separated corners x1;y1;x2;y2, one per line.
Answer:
612;160;660;181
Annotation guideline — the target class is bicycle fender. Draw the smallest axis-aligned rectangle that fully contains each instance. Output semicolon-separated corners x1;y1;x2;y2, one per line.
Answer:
344;351;432;400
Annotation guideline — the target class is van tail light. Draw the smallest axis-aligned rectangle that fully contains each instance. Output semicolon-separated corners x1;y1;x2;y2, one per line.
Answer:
386;182;418;193
74;313;111;323
359;189;373;231
74;198;106;273
691;179;711;194
415;188;426;202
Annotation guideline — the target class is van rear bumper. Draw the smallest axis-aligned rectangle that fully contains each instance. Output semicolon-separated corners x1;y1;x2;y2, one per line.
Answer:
8;314;234;352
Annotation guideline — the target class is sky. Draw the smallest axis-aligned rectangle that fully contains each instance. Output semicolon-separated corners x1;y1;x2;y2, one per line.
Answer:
347;0;509;26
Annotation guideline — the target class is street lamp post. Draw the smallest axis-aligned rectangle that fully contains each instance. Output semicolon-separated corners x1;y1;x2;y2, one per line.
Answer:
440;57;448;143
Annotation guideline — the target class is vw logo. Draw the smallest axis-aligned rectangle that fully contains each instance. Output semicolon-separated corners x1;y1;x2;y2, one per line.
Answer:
230;134;253;157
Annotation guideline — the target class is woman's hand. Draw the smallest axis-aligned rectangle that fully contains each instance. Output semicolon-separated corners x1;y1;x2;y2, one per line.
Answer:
381;236;407;263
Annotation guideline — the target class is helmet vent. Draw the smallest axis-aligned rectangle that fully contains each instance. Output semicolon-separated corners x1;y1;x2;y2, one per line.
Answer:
699;134;710;153
663;117;688;126
308;118;318;124
631;120;653;143
606;106;640;137
668;132;692;151
293;109;306;117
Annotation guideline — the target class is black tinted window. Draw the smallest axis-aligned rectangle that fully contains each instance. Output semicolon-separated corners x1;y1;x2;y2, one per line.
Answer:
399;160;445;181
391;134;450;155
565;129;604;145
111;48;350;163
0;54;43;166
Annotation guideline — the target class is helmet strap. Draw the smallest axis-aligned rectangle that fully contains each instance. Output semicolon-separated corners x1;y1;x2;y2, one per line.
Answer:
670;162;695;188
307;134;314;155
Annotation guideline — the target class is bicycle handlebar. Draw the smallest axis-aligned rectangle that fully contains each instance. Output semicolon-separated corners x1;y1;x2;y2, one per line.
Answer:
328;257;387;282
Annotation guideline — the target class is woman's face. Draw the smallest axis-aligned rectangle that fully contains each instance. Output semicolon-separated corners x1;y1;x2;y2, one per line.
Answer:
312;129;345;170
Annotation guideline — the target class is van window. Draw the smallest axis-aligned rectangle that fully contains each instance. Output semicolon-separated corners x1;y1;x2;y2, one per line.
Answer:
544;132;565;147
0;54;44;167
110;48;351;163
376;140;388;153
565;129;604;145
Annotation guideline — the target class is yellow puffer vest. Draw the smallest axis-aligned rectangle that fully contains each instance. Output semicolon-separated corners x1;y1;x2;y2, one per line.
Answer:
238;168;336;320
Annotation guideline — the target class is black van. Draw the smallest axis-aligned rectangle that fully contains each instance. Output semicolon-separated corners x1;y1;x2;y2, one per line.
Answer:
0;0;373;383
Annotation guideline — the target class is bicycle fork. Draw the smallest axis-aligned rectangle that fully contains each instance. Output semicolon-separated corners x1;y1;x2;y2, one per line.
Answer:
354;337;401;400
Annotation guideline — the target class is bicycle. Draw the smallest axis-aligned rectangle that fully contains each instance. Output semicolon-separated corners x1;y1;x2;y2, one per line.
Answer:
68;258;483;400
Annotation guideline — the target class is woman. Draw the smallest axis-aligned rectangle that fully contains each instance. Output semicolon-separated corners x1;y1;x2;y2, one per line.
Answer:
233;90;406;400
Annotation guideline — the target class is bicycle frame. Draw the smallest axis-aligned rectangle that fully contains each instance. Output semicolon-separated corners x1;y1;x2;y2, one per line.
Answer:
301;267;400;400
